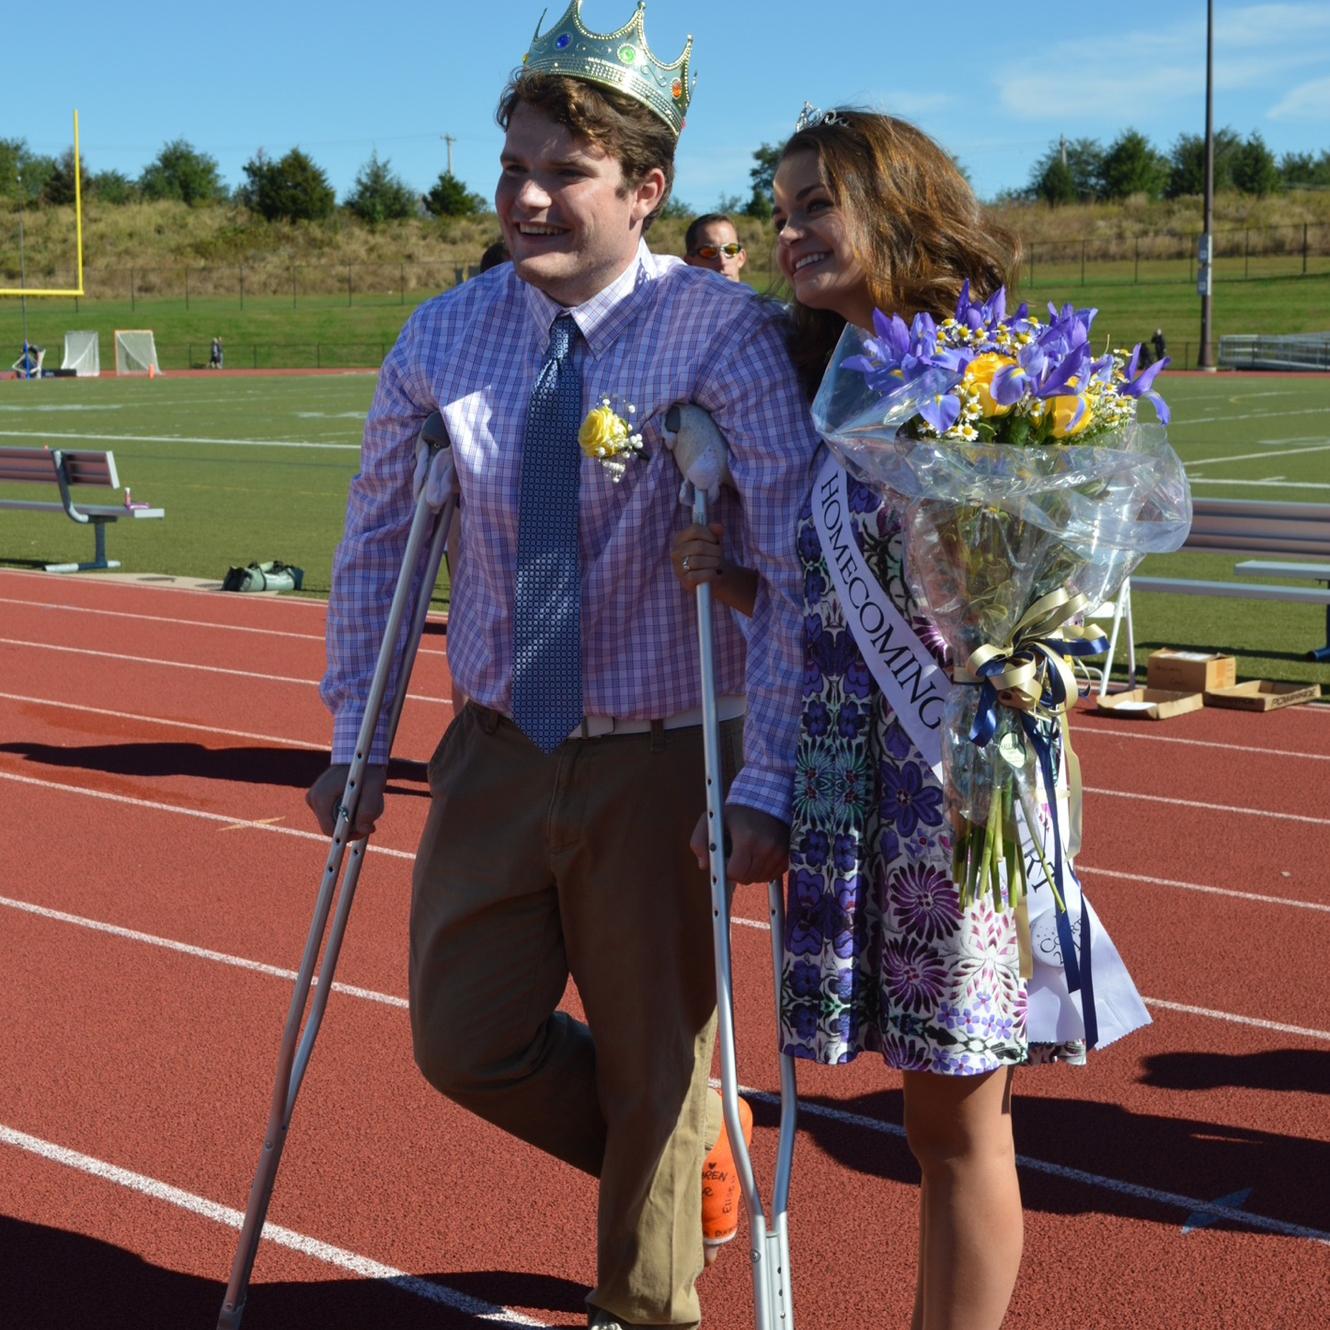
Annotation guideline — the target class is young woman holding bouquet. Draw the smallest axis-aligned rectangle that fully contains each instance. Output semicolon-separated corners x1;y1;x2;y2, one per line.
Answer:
673;110;1104;1330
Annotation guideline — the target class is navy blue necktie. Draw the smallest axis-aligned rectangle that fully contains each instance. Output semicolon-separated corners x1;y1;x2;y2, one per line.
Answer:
512;314;584;753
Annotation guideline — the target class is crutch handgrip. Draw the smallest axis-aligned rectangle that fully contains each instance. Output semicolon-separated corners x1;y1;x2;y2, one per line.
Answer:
412;410;457;512
664;402;732;502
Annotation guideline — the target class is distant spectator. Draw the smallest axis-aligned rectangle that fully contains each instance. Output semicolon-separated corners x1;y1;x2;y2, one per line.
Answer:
684;213;746;281
209;336;224;370
1152;327;1167;362
479;239;510;273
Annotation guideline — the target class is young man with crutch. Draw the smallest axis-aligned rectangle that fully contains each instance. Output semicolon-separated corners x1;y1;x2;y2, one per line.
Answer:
306;5;817;1327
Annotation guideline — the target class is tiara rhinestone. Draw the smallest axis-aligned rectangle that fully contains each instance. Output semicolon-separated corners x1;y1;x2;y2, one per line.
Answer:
794;101;844;133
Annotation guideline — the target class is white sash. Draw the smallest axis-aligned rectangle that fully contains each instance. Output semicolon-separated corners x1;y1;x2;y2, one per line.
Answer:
812;454;1149;1049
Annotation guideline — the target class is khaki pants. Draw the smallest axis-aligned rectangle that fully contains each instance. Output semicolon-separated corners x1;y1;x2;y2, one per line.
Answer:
410;703;742;1327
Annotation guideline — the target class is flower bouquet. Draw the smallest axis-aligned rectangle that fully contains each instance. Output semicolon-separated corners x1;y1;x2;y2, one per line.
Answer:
811;285;1191;916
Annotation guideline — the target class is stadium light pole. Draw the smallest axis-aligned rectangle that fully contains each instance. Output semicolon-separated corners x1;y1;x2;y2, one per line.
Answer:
1198;0;1216;370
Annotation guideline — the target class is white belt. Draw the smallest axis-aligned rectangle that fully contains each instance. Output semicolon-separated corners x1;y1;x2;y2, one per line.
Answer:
569;694;745;741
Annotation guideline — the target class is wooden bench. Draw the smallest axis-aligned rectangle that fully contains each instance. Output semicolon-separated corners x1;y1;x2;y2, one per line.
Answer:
0;446;165;572
1130;497;1330;662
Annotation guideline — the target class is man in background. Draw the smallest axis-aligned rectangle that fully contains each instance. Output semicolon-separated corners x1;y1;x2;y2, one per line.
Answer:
683;213;746;282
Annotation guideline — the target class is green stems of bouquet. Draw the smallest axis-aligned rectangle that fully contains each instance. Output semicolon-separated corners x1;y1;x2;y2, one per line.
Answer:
952;772;1020;912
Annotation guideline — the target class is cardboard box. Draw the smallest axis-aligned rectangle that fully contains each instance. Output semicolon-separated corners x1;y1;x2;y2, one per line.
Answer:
1203;680;1323;711
1096;687;1205;721
1147;649;1237;693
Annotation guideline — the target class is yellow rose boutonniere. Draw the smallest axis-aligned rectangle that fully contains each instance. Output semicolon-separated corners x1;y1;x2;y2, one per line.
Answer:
579;396;646;482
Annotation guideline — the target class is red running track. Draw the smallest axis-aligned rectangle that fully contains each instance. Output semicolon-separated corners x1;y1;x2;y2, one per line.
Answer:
1;566;1328;1330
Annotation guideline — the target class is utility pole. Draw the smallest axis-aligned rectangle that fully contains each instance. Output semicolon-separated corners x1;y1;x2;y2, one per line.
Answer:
1198;0;1216;370
441;134;456;177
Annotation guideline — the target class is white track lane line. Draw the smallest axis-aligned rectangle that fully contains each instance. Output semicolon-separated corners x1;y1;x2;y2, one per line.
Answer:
5;670;1321;822
1187;441;1330;467
1085;786;1330;827
0;639;450;703
3;765;1324;918
0;597;447;656
1078;866;1330;914
5;685;1322;771
1174;406;1330;428
6;875;1329;1045
0;1125;547;1327
0;566;332;608
6;901;1329;1252
0;428;361;452
0;770;415;860
0;896;408;1009
730;1086;1330;1246
0;693;328;749
1071;726;1330;761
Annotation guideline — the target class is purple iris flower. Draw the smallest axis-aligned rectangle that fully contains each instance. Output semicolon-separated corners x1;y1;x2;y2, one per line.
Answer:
917;388;961;435
955;280;1006;333
844;307;970;396
991;337;1092;424
1119;347;1172;424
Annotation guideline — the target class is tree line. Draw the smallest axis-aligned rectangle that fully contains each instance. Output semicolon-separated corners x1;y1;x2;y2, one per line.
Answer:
0;137;490;222
6;128;1329;226
1020;128;1330;205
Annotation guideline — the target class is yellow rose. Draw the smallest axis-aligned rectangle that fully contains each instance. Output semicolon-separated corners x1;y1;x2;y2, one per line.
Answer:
1048;393;1092;438
963;352;1016;417
579;405;629;458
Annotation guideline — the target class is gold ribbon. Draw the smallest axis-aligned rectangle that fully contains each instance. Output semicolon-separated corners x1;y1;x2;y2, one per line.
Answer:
958;586;1098;865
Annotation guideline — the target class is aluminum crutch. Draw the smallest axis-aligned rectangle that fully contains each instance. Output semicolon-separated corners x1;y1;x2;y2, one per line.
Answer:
666;405;798;1330
218;412;457;1330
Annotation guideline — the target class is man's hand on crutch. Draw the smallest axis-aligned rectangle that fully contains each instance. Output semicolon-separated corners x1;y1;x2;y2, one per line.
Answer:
306;763;386;840
692;804;788;886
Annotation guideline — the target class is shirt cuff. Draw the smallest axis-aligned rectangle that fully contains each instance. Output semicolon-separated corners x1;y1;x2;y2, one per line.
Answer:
726;764;793;826
331;709;392;767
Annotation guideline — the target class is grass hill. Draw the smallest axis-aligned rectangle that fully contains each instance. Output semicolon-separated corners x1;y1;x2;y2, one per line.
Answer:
4;192;1328;371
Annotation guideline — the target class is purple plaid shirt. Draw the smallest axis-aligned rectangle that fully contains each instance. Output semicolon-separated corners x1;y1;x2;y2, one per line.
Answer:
321;242;818;822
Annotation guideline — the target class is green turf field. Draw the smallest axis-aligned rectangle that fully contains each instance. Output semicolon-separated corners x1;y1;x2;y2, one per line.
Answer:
1;370;1327;689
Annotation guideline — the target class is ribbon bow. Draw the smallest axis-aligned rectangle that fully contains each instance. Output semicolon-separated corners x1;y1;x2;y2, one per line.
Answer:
961;589;1107;746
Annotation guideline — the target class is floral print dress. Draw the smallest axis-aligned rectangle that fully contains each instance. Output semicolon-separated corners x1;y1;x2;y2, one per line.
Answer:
780;474;1083;1073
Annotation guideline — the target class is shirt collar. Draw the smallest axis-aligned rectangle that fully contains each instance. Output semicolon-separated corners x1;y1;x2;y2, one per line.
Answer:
522;240;661;359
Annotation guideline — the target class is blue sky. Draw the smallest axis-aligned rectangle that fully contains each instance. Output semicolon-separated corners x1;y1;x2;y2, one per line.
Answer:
8;1;1330;208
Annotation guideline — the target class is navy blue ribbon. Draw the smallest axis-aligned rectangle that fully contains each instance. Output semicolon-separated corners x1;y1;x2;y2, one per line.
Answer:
967;631;1108;748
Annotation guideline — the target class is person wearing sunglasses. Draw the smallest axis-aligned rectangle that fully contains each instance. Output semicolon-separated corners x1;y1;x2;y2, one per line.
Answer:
683;212;747;281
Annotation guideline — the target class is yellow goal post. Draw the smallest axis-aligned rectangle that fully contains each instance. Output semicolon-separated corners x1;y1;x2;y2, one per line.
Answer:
1;110;85;298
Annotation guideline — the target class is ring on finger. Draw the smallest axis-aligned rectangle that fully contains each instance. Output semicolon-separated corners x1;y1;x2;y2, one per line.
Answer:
682;556;691;571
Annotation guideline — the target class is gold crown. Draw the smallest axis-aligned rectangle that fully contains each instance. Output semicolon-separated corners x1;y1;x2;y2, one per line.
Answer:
522;1;694;137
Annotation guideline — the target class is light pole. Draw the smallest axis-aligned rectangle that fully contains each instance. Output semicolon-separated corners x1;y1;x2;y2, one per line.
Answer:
1198;0;1216;370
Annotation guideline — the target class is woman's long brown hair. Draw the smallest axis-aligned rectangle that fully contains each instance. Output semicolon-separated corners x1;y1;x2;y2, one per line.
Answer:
779;112;1021;399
